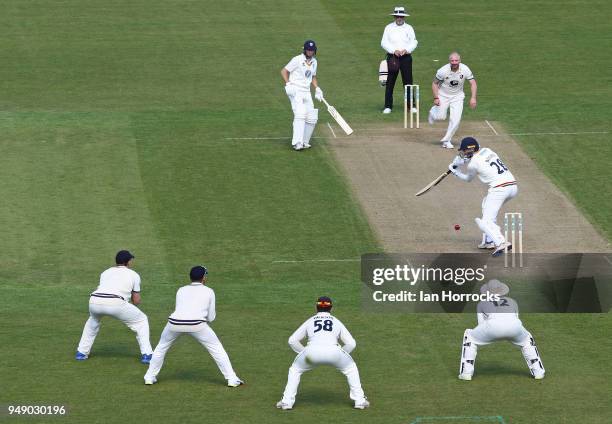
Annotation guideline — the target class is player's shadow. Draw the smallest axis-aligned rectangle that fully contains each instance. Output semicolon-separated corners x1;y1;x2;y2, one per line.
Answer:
299;387;351;407
162;369;226;385
475;362;532;378
91;346;139;359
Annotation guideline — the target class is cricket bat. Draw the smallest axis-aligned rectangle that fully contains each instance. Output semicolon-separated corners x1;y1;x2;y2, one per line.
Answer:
415;170;452;197
321;98;353;135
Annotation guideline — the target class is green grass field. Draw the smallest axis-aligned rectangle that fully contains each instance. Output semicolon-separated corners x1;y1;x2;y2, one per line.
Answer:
1;1;611;423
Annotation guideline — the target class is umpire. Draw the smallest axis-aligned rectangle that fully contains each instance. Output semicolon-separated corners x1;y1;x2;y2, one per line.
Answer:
381;6;418;114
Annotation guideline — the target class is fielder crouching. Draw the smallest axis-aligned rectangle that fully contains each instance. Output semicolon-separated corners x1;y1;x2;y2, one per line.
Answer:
459;280;545;381
276;297;369;410
143;266;243;387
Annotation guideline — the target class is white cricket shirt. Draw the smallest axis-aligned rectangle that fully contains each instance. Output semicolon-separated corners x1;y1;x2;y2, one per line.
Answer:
477;296;520;322
288;312;356;353
91;266;141;301
381;22;418;54
435;63;474;97
168;282;216;323
285;54;317;92
465;147;516;188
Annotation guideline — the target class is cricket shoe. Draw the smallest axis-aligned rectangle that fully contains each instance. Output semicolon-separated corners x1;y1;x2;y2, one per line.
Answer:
276;401;293;410
458;374;473;381
441;141;454;149
227;379;244;387
533;372;545;380
354;399;370;409
382;108;392;114
303;143;311;149
140;354;152;364
75;351;88;361
478;241;495;249
293;143;303;151
144;377;157;385
492;241;512;257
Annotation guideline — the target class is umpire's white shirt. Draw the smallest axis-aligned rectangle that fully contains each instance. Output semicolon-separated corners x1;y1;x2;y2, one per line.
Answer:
381;22;418;54
91;266;141;303
285;54;317;92
288;312;356;353
168;282;216;325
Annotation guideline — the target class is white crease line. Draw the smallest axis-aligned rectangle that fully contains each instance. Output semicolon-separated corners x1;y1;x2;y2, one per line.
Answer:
327;122;337;138
604;256;612;266
272;258;360;264
485;120;499;135
507;131;609;136
225;130;609;141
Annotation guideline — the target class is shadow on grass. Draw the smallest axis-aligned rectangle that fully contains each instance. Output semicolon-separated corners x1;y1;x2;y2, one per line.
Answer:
298;387;352;408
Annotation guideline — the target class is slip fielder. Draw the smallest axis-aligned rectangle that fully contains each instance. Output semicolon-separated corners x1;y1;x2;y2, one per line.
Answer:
448;137;516;257
143;266;243;387
459;280;545;380
75;250;153;364
281;40;324;151
429;52;477;149
276;297;369;410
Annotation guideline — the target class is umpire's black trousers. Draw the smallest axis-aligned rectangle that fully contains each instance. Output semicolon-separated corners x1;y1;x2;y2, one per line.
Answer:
385;53;413;110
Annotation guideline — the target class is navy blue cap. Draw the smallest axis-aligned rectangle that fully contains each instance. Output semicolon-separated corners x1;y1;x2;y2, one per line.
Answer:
459;137;479;152
303;40;317;52
190;266;208;281
116;250;134;265
316;296;333;309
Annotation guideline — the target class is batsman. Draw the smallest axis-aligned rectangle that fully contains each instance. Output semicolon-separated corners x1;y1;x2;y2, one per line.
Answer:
281;40;324;151
448;137;517;257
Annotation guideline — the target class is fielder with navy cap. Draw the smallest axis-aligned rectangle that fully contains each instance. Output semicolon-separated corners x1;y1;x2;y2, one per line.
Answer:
281;40;324;151
75;250;154;363
143;266;243;387
448;137;517;257
276;297;369;410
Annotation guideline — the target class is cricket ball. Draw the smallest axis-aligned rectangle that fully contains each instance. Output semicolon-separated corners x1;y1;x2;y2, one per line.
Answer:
454;224;461;231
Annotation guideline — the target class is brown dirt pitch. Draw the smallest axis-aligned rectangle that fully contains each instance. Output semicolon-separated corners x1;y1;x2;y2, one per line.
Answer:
326;120;610;253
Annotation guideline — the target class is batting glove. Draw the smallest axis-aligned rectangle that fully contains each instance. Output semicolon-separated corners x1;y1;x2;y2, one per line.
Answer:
285;83;296;97
315;87;324;102
452;155;465;167
448;163;458;173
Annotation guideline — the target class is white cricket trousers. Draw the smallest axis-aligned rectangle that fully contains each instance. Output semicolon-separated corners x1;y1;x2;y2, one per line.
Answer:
281;345;366;407
77;300;153;355
144;323;239;383
477;185;518;246
429;93;464;142
460;318;545;378
288;90;316;147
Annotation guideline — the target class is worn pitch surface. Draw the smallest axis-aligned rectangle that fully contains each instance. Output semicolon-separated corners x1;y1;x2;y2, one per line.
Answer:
327;121;610;253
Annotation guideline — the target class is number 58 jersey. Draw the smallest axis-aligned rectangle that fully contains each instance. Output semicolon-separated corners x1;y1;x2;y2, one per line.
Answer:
289;312;356;350
467;147;516;188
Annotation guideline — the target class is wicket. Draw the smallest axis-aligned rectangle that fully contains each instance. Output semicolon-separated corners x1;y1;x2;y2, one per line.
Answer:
504;212;523;268
404;84;420;129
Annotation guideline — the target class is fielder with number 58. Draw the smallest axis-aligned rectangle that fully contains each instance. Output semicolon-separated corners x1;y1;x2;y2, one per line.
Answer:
448;137;517;257
276;297;369;410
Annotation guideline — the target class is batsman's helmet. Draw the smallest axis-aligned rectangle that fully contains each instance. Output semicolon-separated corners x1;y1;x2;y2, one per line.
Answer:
303;40;317;54
316;296;333;312
458;137;480;158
